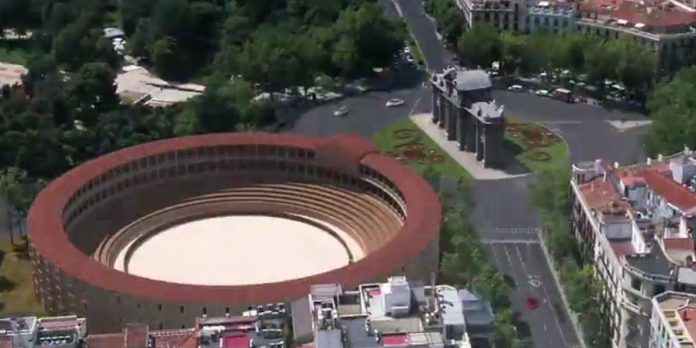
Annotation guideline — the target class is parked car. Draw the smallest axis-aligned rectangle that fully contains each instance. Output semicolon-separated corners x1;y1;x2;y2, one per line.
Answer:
404;46;411;54
535;89;549;97
333;105;349;117
405;55;415;64
386;98;405;107
507;84;523;91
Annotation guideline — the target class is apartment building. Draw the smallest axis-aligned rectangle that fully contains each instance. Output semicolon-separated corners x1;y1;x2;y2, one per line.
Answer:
651;291;696;348
290;276;495;348
577;0;696;75
456;0;528;32
527;0;577;33
0;314;87;348
571;149;696;348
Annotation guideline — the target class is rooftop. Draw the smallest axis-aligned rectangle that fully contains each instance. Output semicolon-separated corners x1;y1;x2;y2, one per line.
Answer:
574;150;696;279
579;0;696;29
0;62;27;88
654;291;696;347
431;68;504;124
298;276;484;348
116;66;204;107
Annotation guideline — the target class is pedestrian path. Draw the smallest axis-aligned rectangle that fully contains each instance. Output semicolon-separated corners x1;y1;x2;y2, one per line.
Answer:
409;113;531;180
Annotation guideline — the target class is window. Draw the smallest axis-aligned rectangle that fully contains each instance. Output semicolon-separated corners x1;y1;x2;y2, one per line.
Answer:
203;307;208;315
180;306;184;314
158;304;163;311
225;307;230;315
654;284;666;296
631;278;641;291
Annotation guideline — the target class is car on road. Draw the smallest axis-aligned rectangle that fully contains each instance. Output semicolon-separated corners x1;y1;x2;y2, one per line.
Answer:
333;105;349;117
405;54;415;64
404;46;411;54
507;84;523;91
535;89;549;97
386;98;405;107
525;296;539;310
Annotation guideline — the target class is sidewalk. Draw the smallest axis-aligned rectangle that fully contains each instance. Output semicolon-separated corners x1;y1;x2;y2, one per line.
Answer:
409;113;530;181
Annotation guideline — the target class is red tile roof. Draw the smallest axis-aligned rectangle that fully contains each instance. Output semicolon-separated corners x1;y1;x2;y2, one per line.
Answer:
125;323;149;348
664;238;695;251
85;333;125;348
150;329;197;348
221;333;251;348
580;0;696;27
611;240;636;257
640;169;696;212
0;336;12;348
679;306;696;339
578;179;629;214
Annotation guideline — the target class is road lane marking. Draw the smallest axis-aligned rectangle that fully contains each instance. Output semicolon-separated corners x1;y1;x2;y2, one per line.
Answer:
482;239;540;244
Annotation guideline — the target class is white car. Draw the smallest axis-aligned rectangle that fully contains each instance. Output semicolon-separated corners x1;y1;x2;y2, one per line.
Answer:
507;84;523;91
405;55;415;63
333;106;349;117
535;89;549;97
404;46;411;54
386;98;405;107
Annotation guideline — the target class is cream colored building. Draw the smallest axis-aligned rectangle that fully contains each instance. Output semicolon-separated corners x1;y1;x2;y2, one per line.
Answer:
651;291;696;348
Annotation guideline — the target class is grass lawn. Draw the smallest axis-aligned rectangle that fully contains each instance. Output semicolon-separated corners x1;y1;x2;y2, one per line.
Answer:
504;117;569;172
373;117;471;181
0;241;45;314
0;41;30;65
406;38;425;68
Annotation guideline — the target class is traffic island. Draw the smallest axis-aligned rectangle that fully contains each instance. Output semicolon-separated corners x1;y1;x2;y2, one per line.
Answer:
373;117;471;181
504;117;569;173
0;241;45;314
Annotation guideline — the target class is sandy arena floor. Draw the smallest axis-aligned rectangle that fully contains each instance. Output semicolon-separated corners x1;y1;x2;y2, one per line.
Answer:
115;215;353;285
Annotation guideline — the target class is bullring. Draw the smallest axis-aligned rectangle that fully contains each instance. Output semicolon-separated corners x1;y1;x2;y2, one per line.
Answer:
27;133;442;333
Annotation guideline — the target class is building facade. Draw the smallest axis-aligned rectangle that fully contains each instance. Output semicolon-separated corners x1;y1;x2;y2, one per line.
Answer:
526;1;576;33
650;291;696;348
431;68;505;168
571;149;696;348
456;0;527;31
576;0;696;75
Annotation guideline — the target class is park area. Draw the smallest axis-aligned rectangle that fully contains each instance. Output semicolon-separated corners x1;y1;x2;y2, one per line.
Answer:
0;241;44;314
373;117;471;181
504;117;568;172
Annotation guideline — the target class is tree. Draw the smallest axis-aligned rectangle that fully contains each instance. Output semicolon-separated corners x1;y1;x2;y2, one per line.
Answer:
499;32;526;75
332;3;404;75
150;37;180;79
65;62;119;127
585;40;621;84
0;167;43;245
616;39;655;99
644;67;696;155
457;24;501;69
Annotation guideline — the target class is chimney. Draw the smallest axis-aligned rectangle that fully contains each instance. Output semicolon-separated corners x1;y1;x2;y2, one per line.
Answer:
658;154;664;161
647;157;652;165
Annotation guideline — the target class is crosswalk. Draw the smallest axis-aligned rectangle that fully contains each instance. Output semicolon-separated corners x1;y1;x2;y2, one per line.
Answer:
482;227;542;243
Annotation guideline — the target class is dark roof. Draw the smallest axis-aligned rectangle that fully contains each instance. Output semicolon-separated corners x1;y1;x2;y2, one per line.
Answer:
28;133;442;304
454;70;492;91
626;240;673;277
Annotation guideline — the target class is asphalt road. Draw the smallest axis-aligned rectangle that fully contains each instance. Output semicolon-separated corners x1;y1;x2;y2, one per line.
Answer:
381;1;646;347
382;0;452;71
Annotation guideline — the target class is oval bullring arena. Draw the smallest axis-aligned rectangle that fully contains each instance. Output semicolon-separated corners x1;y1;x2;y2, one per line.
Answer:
27;133;442;333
